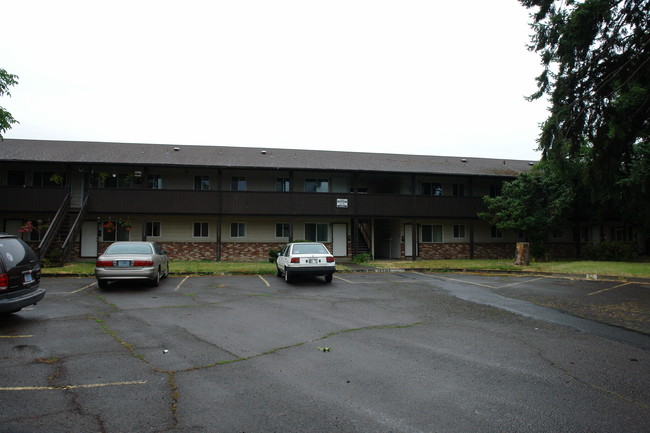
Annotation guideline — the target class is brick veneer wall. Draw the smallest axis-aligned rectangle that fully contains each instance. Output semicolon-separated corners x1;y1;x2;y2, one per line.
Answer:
418;243;471;259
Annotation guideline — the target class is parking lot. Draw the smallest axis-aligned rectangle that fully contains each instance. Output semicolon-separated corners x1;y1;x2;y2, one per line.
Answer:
2;272;650;433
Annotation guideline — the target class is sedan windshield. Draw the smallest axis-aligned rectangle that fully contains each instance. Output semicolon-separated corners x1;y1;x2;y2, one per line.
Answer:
291;244;328;255
105;244;153;255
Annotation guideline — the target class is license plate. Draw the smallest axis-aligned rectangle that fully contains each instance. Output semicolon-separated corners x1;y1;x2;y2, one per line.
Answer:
308;259;318;264
24;272;33;283
115;260;132;267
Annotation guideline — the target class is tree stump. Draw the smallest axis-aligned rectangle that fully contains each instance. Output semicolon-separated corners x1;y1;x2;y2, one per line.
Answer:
513;242;530;266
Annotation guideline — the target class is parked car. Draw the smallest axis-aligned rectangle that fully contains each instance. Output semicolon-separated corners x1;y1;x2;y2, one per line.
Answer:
95;242;169;288
0;232;45;314
276;242;336;283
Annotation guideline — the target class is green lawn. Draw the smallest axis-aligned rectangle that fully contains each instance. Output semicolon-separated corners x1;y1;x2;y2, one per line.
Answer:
42;259;649;279
371;259;650;278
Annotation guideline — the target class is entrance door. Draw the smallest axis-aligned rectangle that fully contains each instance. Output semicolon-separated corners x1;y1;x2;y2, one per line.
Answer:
404;224;418;257
332;224;347;257
81;221;98;257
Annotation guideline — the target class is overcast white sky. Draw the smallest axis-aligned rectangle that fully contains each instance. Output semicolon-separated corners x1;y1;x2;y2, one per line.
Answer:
2;0;547;161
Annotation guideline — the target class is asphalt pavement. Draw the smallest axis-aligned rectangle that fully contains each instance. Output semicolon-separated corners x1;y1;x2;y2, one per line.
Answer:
1;272;649;433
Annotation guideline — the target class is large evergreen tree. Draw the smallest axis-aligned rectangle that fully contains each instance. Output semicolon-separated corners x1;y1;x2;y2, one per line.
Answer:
0;68;19;140
520;0;650;231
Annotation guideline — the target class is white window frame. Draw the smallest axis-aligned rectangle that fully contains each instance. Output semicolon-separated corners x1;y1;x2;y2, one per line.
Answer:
146;221;161;237
230;222;246;238
193;221;209;238
421;224;443;243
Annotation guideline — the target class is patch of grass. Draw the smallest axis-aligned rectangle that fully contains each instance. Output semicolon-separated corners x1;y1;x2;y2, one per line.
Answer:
44;258;647;278
372;259;650;278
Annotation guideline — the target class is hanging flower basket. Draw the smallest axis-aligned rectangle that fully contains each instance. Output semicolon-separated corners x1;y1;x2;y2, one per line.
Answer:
19;220;36;233
122;221;132;231
103;221;115;233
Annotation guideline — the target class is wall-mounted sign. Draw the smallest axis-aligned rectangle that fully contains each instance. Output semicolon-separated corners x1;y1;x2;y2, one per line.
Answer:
336;198;349;208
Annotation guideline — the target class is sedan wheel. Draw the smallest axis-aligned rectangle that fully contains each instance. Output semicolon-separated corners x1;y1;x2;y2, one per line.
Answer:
276;266;282;278
284;269;292;283
98;279;109;289
151;269;160;287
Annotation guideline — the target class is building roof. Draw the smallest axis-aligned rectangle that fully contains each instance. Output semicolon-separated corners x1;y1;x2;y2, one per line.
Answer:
0;139;536;177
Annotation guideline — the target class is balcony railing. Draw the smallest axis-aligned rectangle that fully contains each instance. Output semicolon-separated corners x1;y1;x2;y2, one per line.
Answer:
84;189;486;218
0;187;68;213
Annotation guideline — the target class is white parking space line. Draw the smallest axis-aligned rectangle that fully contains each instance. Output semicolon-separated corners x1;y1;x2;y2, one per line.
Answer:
0;380;147;392
499;277;545;288
588;282;633;297
0;335;33;338
258;275;270;287
174;276;190;291
411;272;499;289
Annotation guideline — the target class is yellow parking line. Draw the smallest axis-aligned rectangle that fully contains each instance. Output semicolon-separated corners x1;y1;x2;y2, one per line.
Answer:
588;282;633;296
0;335;33;338
69;283;97;294
0;380;147;392
258;275;270;287
174;276;190;291
334;274;355;283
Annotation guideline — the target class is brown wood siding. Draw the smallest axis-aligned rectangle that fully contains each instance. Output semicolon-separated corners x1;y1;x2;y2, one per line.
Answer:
85;189;485;218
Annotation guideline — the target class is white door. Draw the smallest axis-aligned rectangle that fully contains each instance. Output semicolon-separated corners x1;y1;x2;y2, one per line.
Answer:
332;224;347;256
404;224;418;257
81;221;98;257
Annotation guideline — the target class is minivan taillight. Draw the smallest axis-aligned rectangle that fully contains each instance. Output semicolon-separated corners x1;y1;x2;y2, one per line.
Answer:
0;273;8;291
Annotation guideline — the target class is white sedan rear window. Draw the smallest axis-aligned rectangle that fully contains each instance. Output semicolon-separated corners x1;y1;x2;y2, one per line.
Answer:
291;244;328;255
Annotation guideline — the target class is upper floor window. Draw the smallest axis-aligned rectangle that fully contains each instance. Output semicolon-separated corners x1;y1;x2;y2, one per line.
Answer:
148;174;163;189
276;178;291;192
7;171;25;186
421;182;442;196
33;172;63;187
194;175;210;190
231;176;247;191
422;224;443;243
305;179;329;193
452;183;465;197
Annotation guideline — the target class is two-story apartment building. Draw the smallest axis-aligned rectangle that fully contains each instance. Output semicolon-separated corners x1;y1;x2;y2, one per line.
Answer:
0;138;598;262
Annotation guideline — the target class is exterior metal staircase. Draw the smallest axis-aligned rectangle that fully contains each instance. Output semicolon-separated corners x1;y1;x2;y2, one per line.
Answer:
38;192;89;266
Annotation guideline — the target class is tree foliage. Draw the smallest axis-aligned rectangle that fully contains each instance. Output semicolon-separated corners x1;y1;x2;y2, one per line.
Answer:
0;68;19;140
519;0;650;233
479;163;574;259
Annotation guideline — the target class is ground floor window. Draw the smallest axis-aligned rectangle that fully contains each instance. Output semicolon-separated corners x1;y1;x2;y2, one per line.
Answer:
146;221;161;237
193;222;209;238
305;223;328;242
230;222;246;238
422;224;443;243
490;226;503;238
453;224;465;239
103;221;130;242
276;223;290;238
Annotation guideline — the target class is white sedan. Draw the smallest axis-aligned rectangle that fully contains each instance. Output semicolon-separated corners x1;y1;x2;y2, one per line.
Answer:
276;242;336;283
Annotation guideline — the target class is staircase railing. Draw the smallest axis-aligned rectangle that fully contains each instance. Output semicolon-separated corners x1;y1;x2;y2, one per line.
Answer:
59;194;89;265
38;191;71;259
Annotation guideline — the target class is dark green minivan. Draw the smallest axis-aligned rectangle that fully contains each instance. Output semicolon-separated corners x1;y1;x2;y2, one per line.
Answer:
0;233;45;314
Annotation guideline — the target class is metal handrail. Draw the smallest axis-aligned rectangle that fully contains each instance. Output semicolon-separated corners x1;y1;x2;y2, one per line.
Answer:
60;195;89;264
38;191;71;259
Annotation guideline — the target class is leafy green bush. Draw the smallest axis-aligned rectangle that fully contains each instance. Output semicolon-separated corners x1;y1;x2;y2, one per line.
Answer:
352;253;372;264
584;242;638;261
